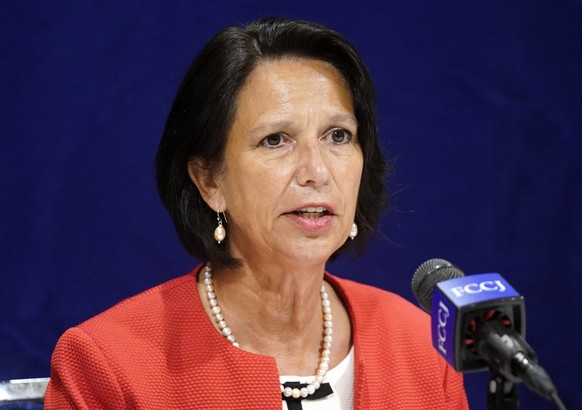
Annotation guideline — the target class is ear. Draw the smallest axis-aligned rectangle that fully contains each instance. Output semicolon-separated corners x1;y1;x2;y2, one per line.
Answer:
187;160;226;212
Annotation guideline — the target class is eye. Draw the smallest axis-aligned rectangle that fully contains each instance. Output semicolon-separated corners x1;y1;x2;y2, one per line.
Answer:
260;133;286;148
329;128;353;144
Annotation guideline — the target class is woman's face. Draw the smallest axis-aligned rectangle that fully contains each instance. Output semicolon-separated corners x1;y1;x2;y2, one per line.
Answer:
209;58;363;266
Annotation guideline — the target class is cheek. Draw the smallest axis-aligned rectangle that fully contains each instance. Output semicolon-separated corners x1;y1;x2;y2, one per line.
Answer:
335;152;363;189
345;157;364;213
223;160;289;214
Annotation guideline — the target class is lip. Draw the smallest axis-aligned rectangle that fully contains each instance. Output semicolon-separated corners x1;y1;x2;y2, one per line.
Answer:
286;203;336;215
283;203;336;233
284;213;334;233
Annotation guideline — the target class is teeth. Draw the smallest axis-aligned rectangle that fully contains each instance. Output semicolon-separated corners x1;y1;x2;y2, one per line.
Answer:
294;207;329;219
297;207;327;213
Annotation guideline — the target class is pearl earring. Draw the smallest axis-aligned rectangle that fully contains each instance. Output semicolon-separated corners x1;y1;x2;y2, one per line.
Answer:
349;222;358;240
214;210;226;243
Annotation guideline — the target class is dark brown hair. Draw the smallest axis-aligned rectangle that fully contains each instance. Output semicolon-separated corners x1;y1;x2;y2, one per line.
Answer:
155;17;389;268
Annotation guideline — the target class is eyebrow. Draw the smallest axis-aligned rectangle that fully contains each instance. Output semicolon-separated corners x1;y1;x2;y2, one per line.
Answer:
248;121;296;138
248;114;358;137
329;113;358;126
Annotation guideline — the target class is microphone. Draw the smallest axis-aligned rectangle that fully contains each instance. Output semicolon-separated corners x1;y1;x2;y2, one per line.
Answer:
412;258;564;407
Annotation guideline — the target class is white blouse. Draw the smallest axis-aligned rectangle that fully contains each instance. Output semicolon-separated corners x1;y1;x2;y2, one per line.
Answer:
280;346;354;410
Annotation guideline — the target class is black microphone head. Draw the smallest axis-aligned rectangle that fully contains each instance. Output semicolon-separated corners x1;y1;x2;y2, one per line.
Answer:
412;258;465;312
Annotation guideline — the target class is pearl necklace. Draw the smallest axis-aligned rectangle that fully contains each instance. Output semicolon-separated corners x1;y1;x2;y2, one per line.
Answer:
202;263;333;400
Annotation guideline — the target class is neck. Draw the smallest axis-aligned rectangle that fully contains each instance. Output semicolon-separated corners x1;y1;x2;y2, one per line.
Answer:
201;261;330;375
200;262;337;400
220;262;324;337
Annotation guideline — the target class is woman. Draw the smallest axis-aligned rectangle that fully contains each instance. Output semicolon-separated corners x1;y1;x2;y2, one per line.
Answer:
45;18;468;409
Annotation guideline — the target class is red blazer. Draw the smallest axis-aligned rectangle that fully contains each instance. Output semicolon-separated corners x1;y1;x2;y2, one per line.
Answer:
45;267;468;409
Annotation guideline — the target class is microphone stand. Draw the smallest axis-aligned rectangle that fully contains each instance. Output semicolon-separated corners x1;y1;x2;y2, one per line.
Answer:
487;372;519;410
478;322;526;410
477;321;566;409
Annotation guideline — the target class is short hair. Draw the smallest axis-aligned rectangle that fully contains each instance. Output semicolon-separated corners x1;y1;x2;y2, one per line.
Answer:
155;17;389;268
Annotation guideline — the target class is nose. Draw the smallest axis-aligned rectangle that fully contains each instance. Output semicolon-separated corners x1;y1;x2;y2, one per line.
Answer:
295;139;332;188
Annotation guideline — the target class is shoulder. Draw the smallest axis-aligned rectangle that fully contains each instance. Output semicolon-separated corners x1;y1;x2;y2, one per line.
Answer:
326;274;468;409
326;273;429;331
46;267;216;408
51;267;210;374
77;270;199;337
327;273;433;361
53;269;206;366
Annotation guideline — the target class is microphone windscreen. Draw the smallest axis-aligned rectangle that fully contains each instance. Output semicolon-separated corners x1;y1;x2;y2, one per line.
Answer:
412;258;464;312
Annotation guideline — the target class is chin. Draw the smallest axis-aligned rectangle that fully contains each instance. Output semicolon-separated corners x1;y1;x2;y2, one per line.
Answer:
286;237;342;265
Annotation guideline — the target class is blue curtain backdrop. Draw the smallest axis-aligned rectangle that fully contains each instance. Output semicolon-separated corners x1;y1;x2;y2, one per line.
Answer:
1;1;581;408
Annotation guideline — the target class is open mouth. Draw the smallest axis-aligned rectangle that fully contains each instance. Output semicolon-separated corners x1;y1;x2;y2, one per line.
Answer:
293;207;330;219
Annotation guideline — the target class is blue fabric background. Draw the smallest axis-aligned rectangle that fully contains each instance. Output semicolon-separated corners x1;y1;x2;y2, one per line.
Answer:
1;1;581;408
